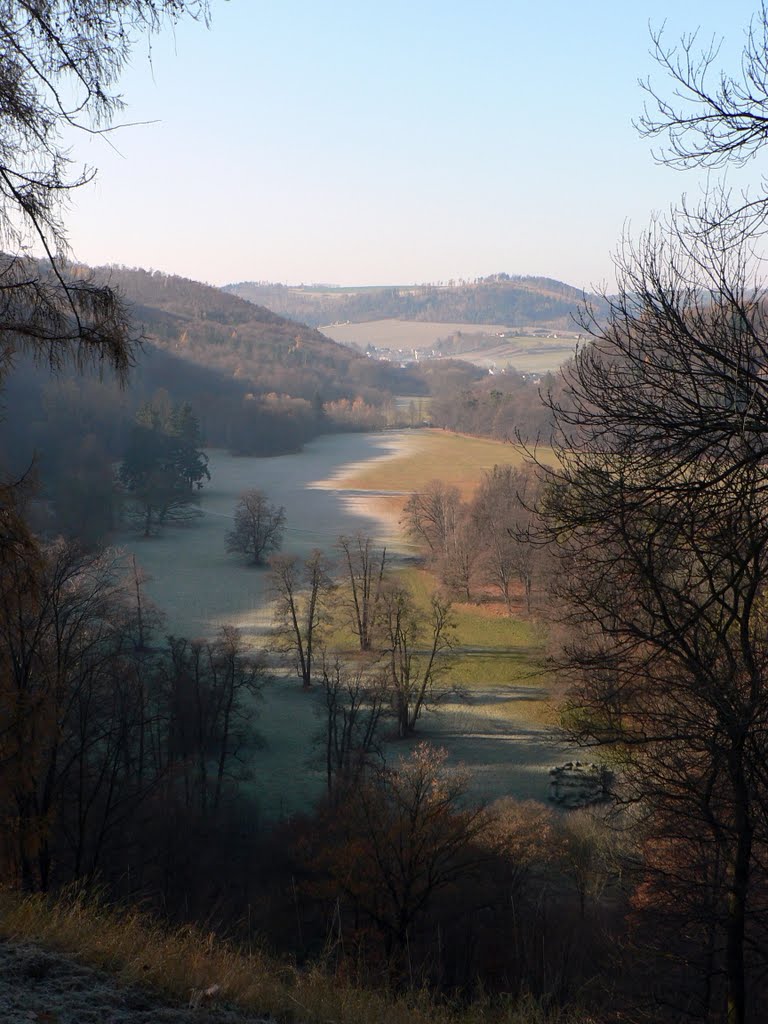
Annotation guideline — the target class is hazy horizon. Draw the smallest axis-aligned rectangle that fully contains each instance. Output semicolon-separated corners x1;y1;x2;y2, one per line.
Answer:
59;1;767;292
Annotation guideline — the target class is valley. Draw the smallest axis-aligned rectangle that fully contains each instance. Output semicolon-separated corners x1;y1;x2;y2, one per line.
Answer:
117;429;568;819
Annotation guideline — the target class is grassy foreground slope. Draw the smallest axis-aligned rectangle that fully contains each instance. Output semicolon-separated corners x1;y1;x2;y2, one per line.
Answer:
0;891;588;1024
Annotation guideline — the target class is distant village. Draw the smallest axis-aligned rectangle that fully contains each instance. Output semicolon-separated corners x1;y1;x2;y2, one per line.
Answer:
360;325;579;378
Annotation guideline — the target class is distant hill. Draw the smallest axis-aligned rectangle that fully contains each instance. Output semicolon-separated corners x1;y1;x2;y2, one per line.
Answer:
223;274;608;329
0;265;440;510
94;265;411;403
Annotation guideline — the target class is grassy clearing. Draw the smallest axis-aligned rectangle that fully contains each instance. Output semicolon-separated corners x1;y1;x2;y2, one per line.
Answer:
327;566;546;665
0;890;591;1024
397;567;545;650
338;429;557;499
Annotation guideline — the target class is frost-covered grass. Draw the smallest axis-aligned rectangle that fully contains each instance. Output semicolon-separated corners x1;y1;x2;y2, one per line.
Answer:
0;890;592;1024
113;436;568;818
114;435;415;639
113;436;415;820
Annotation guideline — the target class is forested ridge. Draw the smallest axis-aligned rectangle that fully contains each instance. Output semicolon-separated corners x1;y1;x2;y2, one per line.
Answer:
0;261;436;501
225;274;609;329
92;265;414;402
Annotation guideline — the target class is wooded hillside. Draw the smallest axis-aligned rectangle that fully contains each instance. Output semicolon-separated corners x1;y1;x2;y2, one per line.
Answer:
95;265;416;402
224;274;608;329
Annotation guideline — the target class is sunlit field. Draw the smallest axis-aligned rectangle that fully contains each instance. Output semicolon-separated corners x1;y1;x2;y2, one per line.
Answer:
338;428;557;499
321;318;516;349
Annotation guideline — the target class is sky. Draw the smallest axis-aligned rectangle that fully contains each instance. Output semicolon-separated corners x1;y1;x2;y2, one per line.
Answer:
62;0;768;291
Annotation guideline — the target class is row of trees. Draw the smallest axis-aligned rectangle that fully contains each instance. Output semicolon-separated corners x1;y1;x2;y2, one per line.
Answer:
402;467;544;612
267;540;456;745
429;373;558;444
0;531;263;892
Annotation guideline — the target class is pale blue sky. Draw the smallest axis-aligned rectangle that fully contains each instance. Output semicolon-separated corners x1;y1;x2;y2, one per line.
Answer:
64;0;767;290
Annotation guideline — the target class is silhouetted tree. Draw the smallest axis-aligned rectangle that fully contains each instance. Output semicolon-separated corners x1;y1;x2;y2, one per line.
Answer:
539;202;768;1024
639;6;768;179
318;658;388;801
0;2;210;387
158;627;265;813
313;743;486;969
0;539;128;890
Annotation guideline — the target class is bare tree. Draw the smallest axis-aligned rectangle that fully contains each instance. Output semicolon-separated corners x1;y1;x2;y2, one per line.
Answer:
471;464;542;613
335;533;388;651
314;743;487;968
318;657;388;801
0;538;128;889
402;480;463;558
227;490;287;566
269;550;335;689
637;5;768;235
538;203;768;1023
379;581;455;738
402;481;480;599
0;1;210;386
556;809;622;920
159;627;264;813
439;516;478;603
639;6;768;170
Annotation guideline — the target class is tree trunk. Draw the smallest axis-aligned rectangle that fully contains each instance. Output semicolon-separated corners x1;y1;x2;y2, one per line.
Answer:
726;770;752;1024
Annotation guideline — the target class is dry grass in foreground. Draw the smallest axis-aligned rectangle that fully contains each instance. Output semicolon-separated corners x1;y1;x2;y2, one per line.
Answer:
0;888;594;1024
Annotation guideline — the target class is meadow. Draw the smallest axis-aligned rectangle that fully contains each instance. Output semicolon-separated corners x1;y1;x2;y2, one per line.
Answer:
316;429;569;807
336;427;558;512
358;565;567;806
116;429;569;818
452;335;578;373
